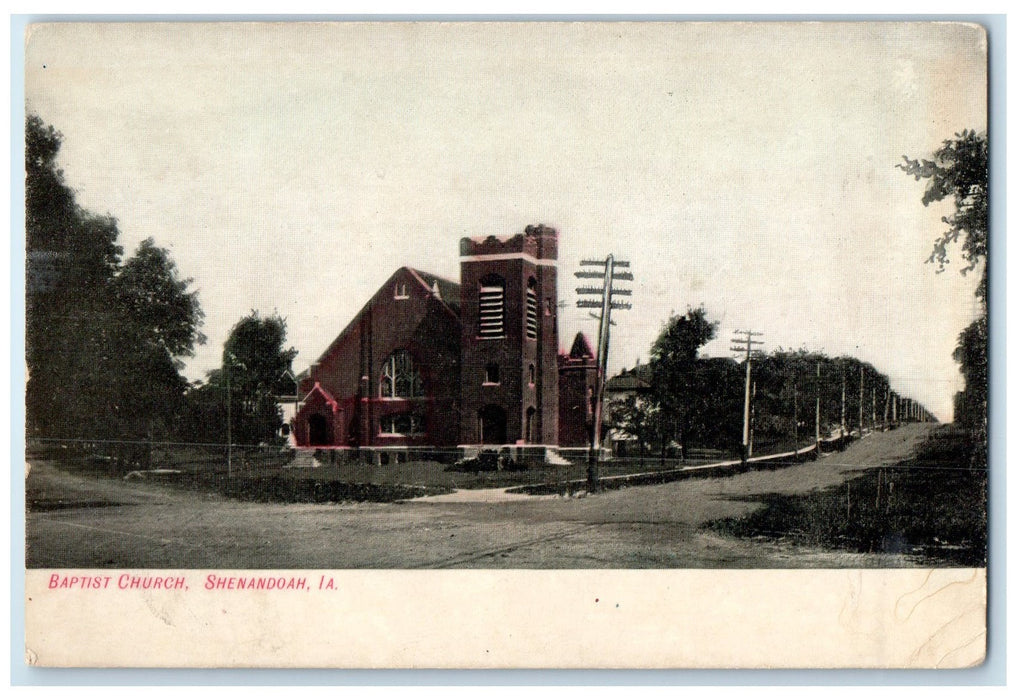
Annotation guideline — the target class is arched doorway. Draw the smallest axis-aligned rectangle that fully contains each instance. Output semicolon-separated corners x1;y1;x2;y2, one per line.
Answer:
479;405;507;445
308;413;331;446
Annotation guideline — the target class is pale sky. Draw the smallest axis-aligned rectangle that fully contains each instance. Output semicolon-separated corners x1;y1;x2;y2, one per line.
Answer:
24;22;986;421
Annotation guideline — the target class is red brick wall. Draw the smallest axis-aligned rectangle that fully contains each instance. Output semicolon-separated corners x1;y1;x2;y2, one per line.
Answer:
459;226;559;445
296;267;460;447
558;357;598;448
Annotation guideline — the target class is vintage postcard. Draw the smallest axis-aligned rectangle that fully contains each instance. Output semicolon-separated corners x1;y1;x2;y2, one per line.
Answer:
22;21;988;668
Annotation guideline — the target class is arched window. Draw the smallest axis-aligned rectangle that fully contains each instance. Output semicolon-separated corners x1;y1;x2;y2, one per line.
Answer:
379;350;424;399
525;406;536;443
478;274;505;339
526;277;538;339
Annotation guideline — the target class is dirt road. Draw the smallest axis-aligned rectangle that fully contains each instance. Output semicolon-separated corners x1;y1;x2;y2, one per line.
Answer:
26;424;936;568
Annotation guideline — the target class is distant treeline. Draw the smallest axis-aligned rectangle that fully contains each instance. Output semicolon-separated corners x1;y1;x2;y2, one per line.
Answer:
608;308;931;459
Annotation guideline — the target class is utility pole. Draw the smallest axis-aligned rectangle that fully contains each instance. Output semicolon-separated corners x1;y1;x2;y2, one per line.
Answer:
792;377;799;458
871;385;877;430
576;255;632;493
840;366;847;443
859;368;865;436
883;386;890;430
226;363;232;478
815;362;822;453
731;329;763;463
750;380;757;457
225;350;247;479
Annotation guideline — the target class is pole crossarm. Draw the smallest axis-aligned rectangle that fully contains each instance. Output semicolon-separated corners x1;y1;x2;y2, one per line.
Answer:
576;286;631;295
580;259;630;267
731;328;763;461
574;253;633;493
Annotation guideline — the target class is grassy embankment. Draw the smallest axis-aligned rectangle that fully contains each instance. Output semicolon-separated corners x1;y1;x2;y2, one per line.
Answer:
708;425;987;566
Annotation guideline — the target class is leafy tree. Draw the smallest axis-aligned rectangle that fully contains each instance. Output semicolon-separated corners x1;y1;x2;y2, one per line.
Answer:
953;315;987;463
100;239;206;461
610;393;663;464
113;239;205;360
647;306;718;452
211;311;298;445
685;357;743;451
611;316;915;457
25;116;125;440
25;115;204;467
899;130;988;448
898;129;988;297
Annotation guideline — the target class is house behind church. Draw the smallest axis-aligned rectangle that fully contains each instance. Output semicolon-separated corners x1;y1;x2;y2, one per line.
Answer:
293;224;597;462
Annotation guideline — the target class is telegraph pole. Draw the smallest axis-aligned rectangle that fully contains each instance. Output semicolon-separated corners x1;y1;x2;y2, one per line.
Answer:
883;386;890;431
840;366;847;443
815;362;822;453
226;362;232;478
859;368;865;436
576;255;632;493
871;385;877;430
792;378;799;458
731;329;763;463
225;350;247;479
750;380;757;456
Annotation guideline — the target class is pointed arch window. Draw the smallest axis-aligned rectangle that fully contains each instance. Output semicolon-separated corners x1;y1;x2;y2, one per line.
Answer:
379;350;424;399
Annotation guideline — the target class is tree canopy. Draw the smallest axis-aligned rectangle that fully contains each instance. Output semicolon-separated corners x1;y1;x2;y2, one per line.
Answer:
184;311;298;446
606;307;926;458
899;129;988;446
25;115;205;467
898;129;988;299
647;306;718;450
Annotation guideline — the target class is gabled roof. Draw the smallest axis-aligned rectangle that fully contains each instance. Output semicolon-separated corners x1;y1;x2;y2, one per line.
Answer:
605;369;652;392
407;268;461;316
307;266;461;371
300;382;339;410
569;332;595;359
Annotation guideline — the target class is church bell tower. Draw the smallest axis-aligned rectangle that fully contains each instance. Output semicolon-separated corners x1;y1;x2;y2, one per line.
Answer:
459;224;560;446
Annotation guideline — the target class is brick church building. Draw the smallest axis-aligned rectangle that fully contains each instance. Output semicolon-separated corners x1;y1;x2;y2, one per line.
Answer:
293;224;598;460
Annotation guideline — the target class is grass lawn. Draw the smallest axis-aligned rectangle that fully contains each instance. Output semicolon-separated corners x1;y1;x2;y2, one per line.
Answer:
33;443;742;503
708;425;987;566
30;440;744;504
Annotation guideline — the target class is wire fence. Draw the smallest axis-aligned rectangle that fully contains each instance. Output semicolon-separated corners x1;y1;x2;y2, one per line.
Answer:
25;422;981;491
